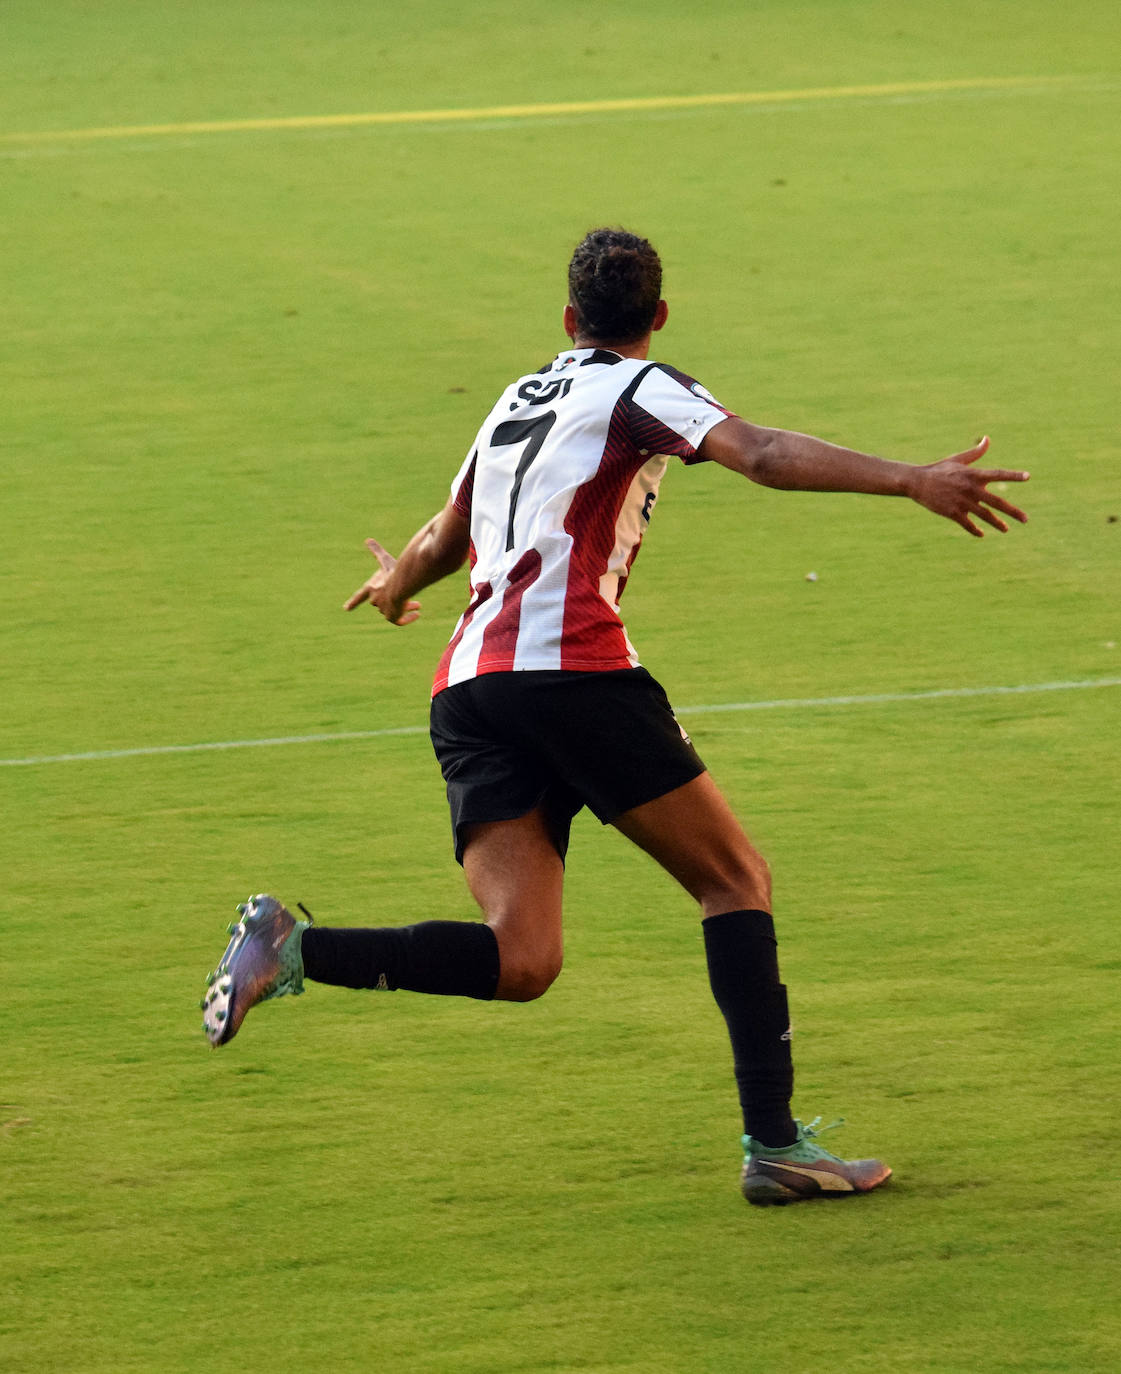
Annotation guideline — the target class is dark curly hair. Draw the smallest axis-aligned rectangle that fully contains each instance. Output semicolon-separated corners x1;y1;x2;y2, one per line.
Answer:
567;228;663;345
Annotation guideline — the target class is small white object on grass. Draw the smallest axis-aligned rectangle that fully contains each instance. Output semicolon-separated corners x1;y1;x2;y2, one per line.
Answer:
805;571;819;582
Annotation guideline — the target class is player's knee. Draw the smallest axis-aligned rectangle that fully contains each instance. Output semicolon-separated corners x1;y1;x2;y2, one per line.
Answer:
497;949;563;1002
744;849;772;904
701;847;772;915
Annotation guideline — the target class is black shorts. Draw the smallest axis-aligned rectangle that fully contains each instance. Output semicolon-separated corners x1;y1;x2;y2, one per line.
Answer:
429;667;706;864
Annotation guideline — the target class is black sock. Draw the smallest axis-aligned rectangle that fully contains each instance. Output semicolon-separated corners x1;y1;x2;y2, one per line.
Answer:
301;921;500;1001
702;909;797;1148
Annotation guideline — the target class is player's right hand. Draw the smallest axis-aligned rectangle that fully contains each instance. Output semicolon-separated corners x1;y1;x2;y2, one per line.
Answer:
344;538;422;625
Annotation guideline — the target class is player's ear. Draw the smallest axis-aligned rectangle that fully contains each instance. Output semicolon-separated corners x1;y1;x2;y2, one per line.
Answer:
563;303;578;340
652;299;669;332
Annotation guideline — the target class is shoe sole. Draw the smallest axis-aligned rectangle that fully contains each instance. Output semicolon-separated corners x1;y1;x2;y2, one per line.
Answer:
201;895;298;1047
742;1174;803;1205
742;1165;892;1206
201;907;255;1046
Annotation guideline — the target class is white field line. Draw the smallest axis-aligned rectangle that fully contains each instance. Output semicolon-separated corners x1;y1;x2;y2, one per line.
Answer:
0;76;1085;147
3;677;1119;769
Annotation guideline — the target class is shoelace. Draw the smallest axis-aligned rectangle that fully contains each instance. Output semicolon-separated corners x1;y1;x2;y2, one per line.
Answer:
801;1115;845;1140
744;1115;850;1158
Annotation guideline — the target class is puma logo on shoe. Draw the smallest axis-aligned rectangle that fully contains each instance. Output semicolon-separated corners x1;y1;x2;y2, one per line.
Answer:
758;1160;855;1191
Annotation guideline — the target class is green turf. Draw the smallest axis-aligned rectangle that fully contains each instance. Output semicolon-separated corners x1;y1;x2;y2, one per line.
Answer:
3;3;1120;1370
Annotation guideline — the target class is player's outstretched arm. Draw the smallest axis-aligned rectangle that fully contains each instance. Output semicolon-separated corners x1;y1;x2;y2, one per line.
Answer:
344;498;471;624
700;419;1029;537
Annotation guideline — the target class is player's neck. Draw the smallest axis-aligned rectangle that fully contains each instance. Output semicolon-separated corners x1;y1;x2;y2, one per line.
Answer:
569;334;652;360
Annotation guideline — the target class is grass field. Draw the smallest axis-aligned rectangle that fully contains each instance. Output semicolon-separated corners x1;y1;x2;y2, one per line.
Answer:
3;3;1120;1370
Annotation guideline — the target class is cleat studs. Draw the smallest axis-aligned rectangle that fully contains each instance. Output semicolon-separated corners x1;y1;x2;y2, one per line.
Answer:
199;998;207;1010
206;971;217;986
220;982;231;994
227;922;239;935
236;903;248;915
216;1010;226;1023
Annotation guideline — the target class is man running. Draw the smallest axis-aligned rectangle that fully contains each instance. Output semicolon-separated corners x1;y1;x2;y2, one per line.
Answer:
200;227;1028;1205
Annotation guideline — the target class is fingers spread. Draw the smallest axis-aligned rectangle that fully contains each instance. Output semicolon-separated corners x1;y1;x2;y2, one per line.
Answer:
976;467;1031;484
975;505;1009;533
343;584;372;611
981;491;1029;523
954;435;990;466
365;537;397;571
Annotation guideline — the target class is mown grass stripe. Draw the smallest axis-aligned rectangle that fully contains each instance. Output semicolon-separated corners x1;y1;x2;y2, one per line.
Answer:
3;676;1117;768
0;76;1076;145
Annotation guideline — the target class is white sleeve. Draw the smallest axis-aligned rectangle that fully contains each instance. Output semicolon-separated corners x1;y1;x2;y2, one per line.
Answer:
629;364;736;461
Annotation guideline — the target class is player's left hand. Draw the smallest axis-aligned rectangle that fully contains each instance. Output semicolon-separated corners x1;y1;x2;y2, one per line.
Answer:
910;436;1030;537
344;538;422;625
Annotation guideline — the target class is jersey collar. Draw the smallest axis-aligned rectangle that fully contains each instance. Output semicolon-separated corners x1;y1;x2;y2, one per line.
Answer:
551;347;624;371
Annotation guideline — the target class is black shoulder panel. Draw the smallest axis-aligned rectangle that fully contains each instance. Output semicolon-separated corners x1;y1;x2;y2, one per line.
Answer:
618;362;658;405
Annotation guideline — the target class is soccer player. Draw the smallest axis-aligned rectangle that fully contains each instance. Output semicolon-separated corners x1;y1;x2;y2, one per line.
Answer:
201;228;1029;1205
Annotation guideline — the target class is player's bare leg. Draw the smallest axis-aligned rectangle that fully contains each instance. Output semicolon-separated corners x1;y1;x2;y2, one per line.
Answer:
611;771;771;916
613;772;890;1204
460;808;566;1002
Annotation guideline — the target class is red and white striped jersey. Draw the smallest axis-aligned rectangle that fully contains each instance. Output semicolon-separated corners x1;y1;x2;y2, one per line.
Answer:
432;346;735;695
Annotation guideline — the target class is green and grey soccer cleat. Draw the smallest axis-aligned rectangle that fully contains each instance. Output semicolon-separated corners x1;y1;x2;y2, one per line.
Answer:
200;894;311;1047
740;1117;891;1205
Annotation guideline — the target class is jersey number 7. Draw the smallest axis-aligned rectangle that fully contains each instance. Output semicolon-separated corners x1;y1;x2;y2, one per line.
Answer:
492;411;557;551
